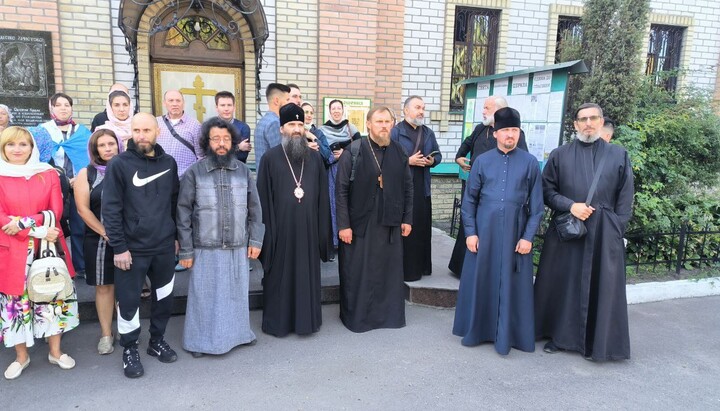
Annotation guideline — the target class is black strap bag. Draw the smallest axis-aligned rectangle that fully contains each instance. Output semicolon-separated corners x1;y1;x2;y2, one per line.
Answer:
554;143;608;242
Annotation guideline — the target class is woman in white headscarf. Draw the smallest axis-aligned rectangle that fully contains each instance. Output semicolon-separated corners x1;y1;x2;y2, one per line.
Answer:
0;104;12;133
0;126;78;380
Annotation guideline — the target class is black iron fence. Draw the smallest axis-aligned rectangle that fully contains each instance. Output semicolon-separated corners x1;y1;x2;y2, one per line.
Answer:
450;194;720;275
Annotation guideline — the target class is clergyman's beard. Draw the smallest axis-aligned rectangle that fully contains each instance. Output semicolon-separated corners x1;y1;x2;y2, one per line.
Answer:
134;142;155;155
282;135;309;162
206;146;236;168
576;133;601;143
371;133;390;147
482;115;494;126
408;117;423;127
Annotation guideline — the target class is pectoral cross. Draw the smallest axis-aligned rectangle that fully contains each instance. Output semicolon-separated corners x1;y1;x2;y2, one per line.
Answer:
378;174;383;189
179;75;218;122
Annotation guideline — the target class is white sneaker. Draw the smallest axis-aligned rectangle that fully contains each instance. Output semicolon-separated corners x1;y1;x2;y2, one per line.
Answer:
98;335;115;355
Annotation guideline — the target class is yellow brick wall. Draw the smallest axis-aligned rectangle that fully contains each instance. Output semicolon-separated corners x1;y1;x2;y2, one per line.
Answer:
276;0;320;109
545;4;584;65
57;0;115;125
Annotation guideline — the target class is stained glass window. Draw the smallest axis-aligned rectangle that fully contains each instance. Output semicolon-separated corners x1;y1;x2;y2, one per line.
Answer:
450;7;499;112
163;16;231;51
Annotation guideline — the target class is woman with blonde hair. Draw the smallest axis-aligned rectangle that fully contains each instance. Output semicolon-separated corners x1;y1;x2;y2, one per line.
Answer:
0;104;12;133
0;126;78;380
74;128;120;355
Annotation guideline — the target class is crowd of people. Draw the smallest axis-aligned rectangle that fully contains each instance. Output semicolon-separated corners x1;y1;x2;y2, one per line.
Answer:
0;81;633;381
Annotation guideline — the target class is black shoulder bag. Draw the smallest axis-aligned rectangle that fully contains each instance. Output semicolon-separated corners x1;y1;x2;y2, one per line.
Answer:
162;116;196;156
554;143;608;242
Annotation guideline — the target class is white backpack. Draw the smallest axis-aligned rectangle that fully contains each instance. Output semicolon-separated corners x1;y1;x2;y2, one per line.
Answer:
27;211;74;303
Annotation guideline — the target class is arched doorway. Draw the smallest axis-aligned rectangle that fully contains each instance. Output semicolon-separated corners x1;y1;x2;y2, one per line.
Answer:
118;0;268;123
150;12;245;122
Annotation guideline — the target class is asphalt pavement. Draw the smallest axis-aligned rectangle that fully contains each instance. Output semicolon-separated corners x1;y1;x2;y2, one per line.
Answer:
1;296;719;410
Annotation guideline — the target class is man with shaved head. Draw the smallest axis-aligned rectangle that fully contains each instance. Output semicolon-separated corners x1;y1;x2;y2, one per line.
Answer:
156;89;202;177
102;112;180;378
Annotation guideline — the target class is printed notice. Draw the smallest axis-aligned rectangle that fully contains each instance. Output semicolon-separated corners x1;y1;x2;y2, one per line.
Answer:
532;71;552;94
493;78;509;96
511;75;529;95
476;81;490;98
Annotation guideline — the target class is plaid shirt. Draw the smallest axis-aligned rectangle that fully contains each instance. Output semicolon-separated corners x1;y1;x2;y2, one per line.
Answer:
254;111;281;170
156;113;202;177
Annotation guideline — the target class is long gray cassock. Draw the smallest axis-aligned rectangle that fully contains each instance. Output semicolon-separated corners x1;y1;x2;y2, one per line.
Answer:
535;138;634;361
176;157;264;355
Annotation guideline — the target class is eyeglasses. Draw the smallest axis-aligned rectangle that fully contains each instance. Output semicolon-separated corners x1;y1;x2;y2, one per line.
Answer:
209;137;232;143
576;115;602;123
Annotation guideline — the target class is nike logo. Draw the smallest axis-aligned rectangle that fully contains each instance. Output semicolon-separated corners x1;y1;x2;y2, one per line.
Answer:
132;170;171;187
149;348;160;356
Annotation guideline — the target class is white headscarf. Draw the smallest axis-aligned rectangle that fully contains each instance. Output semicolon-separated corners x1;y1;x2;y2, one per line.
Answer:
0;130;55;179
104;90;133;143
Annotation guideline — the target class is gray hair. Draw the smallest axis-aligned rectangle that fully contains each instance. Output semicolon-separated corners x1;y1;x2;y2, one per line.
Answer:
403;95;424;108
492;96;508;109
0;104;12;123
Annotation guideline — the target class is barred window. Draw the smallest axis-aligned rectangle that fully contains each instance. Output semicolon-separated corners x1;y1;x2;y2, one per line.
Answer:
646;24;684;92
555;16;582;64
450;7;500;112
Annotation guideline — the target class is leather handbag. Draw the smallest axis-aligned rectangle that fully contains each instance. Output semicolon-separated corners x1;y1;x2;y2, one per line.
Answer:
554;144;608;242
27;211;74;303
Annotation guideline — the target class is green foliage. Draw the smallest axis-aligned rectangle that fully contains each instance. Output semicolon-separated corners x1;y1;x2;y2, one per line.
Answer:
561;0;650;138
617;81;720;272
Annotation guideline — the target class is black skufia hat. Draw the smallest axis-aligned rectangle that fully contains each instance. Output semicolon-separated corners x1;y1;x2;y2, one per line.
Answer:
494;107;521;130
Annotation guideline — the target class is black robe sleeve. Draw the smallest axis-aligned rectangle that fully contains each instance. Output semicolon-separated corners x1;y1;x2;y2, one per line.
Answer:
518;130;529;152
257;153;276;273
457;124;481;159
402;158;413;225
542;149;575;213
335;148;353;232
315;153;332;262
521;160;544;241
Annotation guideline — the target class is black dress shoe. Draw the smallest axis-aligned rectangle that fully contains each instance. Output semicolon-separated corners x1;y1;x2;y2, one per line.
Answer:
583;354;595;361
543;341;561;354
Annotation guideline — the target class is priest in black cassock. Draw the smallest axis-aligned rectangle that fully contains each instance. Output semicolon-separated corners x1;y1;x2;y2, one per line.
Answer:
448;95;528;276
391;96;441;282
452;107;543;355
257;103;331;337
535;103;634;361
335;106;413;333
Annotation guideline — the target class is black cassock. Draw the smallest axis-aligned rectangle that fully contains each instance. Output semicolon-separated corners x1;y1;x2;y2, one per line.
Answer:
257;145;331;337
535;139;634;361
335;139;413;333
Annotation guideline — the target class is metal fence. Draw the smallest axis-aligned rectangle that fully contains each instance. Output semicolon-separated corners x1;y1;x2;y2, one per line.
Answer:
450;195;720;274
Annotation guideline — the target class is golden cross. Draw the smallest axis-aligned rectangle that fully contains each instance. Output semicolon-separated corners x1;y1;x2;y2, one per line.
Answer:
179;75;217;122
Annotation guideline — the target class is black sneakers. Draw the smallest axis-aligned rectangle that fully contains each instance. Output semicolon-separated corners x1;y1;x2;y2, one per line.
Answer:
122;344;144;378
147;338;178;363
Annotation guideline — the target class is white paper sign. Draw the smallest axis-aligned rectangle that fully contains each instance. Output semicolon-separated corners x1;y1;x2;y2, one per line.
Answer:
511;75;529;95
493;78;509;96
532;71;553;94
476;81;491;98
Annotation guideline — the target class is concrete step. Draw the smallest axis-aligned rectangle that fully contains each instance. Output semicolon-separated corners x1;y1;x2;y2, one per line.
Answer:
76;228;459;320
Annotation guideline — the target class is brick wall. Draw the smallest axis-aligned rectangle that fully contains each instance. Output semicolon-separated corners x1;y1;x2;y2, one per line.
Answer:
0;0;63;93
258;0;277;114
57;0;115;125
317;0;404;112
110;0;136;99
431;175;462;223
276;0;320;109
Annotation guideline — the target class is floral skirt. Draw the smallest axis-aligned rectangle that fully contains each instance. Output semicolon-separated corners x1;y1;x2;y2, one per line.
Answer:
0;238;79;348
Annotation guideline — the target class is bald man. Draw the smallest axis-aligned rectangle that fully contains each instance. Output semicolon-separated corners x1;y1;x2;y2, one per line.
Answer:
102;113;180;378
91;83;131;131
156;90;202;177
